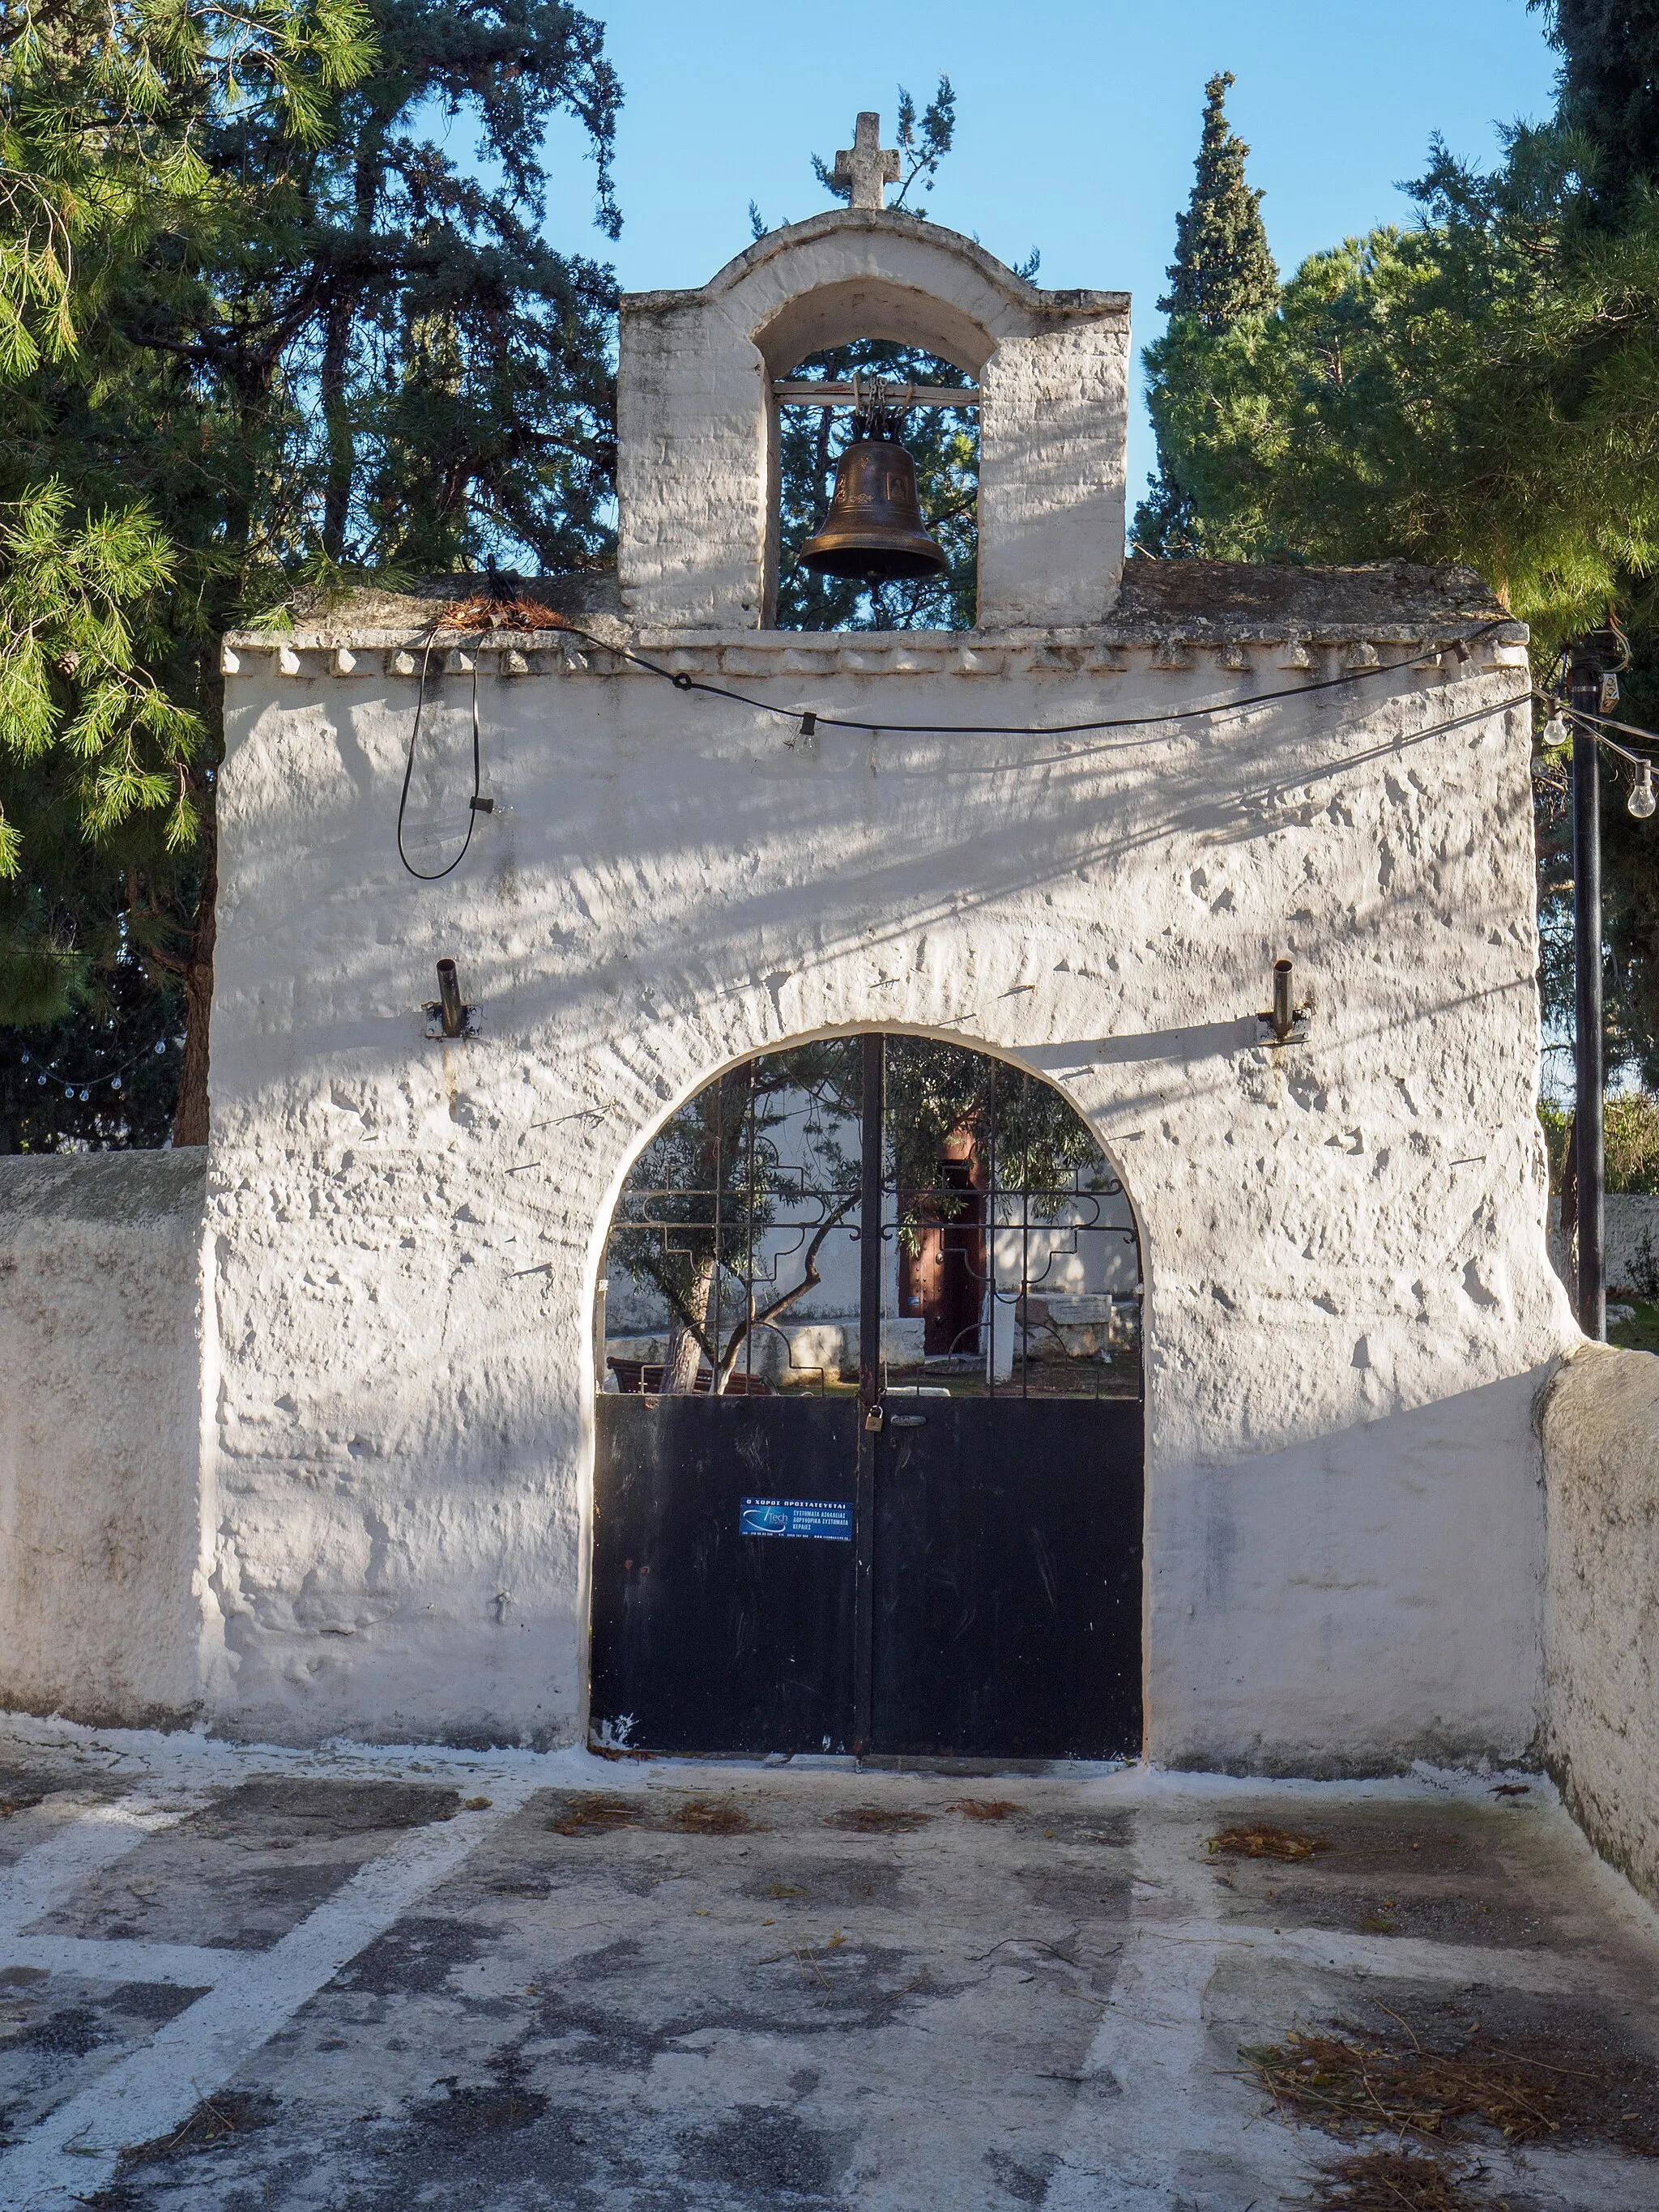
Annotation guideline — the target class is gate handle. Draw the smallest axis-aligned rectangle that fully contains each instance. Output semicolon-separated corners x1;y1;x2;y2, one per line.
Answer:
888;1414;928;1428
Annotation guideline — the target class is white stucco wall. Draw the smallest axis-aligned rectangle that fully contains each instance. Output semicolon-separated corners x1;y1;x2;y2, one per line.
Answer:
1547;1191;1659;1298
1542;1343;1659;1903
0;1151;208;1725
203;611;1572;1762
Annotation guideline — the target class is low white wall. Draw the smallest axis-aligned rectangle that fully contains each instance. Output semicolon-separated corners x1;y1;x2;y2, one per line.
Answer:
1542;1342;1659;1904
0;1151;207;1726
1546;1192;1659;1298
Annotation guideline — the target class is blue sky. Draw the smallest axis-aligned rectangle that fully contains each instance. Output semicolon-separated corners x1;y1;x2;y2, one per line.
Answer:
540;1;1560;493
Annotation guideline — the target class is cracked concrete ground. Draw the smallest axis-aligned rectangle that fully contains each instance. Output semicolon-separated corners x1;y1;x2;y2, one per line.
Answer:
0;1727;1653;2210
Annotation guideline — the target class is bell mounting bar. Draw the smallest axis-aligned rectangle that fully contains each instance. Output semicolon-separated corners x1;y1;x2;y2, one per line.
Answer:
772;379;980;408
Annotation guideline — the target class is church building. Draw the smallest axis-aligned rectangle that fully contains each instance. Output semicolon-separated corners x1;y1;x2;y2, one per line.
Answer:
0;120;1572;1775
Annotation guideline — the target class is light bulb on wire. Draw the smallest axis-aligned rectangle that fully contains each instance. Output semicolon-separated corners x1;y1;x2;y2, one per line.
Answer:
1629;761;1657;820
1543;705;1568;745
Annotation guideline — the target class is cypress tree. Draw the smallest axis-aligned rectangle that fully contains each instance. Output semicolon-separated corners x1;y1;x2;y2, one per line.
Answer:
1542;0;1659;216
1158;73;1280;327
1135;72;1277;555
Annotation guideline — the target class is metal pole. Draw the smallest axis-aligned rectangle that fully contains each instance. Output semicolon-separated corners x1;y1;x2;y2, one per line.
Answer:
1571;649;1606;1340
853;1033;884;1755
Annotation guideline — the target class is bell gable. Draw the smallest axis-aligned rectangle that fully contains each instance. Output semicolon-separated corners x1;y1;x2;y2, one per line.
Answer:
616;208;1131;633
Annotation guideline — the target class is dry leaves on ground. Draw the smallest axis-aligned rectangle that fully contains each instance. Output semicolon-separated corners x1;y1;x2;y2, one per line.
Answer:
824;1805;932;1834
1209;1824;1328;1861
546;1792;758;1837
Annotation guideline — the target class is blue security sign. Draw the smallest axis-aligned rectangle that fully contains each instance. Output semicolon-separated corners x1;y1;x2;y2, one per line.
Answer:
740;1498;852;1542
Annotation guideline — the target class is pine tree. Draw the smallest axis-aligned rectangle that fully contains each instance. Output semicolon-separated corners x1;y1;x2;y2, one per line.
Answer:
0;0;621;1148
1134;72;1277;556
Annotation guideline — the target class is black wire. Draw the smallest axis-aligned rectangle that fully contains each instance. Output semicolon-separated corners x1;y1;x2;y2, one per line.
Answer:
553;616;1515;739
1555;699;1659;762
397;628;485;881
387;604;1527;883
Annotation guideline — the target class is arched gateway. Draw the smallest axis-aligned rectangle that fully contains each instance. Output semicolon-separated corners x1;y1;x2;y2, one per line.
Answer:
174;139;1568;1767
591;1035;1145;1760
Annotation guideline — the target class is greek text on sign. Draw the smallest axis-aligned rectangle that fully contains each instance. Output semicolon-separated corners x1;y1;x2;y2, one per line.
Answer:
740;1498;852;1541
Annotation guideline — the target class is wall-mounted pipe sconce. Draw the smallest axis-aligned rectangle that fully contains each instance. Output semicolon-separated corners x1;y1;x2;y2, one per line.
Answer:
1258;956;1311;1046
424;958;480;1040
437;959;465;1036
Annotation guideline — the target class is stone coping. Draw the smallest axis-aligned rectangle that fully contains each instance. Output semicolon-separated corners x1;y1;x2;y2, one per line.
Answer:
220;629;1530;681
223;560;1524;667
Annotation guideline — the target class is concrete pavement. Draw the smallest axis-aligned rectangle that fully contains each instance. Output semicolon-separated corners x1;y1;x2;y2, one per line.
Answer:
0;1725;1653;2210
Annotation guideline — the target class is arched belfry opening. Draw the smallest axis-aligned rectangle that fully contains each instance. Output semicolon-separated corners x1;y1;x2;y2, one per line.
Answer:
590;1034;1145;1762
750;247;994;632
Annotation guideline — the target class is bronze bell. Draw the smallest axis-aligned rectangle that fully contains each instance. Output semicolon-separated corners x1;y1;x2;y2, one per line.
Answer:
800;429;949;583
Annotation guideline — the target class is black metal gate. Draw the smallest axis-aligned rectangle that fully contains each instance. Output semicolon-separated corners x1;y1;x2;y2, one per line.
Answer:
591;1036;1143;1760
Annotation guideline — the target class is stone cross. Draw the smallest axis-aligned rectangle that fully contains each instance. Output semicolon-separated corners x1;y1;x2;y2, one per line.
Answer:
832;113;902;211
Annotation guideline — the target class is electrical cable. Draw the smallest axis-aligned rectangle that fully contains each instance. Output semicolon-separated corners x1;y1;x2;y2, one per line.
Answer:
390;597;1574;881
396;627;488;881
1548;698;1659;765
543;616;1516;740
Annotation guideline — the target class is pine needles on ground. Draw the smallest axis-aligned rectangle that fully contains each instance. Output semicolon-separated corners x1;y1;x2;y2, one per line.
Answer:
1243;2018;1659;2155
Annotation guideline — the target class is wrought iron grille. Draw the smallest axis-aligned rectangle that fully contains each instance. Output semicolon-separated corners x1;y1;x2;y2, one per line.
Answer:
603;1038;1141;1401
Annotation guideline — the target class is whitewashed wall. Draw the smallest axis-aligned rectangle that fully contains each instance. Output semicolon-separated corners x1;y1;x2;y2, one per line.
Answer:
202;620;1572;1762
1547;1191;1659;1298
0;1152;209;1725
1542;1343;1659;1903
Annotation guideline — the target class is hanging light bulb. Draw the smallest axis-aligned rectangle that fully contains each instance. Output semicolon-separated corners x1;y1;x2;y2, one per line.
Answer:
1629;761;1657;820
1542;703;1568;745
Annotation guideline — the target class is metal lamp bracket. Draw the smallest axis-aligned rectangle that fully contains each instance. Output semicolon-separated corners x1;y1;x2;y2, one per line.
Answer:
1256;1008;1311;1047
424;957;481;1039
1256;957;1311;1046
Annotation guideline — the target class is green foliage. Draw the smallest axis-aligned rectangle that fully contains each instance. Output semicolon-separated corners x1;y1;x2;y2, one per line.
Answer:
0;0;621;1144
1140;20;1659;1079
0;0;377;377
1157;73;1278;329
0;484;201;875
1606;1090;1659;1191
1533;0;1659;218
809;78;956;215
883;1038;1105;1213
1539;1092;1659;1191
1141;143;1659;646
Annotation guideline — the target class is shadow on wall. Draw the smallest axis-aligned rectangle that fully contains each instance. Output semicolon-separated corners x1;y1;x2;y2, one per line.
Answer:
1149;1366;1552;1777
